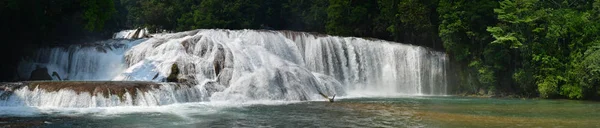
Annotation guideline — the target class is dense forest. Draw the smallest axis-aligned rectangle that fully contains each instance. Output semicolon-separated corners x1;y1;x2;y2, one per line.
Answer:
2;0;599;100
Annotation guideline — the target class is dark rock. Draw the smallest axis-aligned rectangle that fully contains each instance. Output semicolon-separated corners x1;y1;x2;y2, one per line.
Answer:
217;68;232;86
29;66;52;81
203;81;225;97
213;45;226;77
24;81;163;99
178;75;197;85
167;64;180;82
0;91;12;100
130;28;142;39
2;81;189;100
95;47;108;53
152;73;159;80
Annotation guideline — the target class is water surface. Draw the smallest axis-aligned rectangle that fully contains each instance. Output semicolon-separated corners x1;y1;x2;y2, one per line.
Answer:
1;96;598;127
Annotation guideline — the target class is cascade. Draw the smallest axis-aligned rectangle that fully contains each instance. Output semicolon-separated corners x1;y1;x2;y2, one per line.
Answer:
7;29;448;107
18;39;145;81
0;82;204;107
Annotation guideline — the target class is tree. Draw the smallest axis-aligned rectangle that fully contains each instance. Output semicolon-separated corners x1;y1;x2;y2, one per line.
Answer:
326;0;378;37
488;0;600;99
438;0;499;94
81;0;117;31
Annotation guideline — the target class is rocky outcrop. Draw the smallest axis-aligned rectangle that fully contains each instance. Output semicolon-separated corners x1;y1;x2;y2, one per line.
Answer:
0;81;191;99
26;81;163;99
0;81;201;107
113;28;152;39
29;67;52;81
1;82;25;100
167;64;180;82
213;46;226;77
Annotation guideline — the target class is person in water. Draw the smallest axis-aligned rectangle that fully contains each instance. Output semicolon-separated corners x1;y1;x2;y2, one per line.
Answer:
51;72;62;81
319;92;336;102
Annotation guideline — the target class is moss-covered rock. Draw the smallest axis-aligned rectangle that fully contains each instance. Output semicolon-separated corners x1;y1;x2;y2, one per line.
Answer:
167;64;179;82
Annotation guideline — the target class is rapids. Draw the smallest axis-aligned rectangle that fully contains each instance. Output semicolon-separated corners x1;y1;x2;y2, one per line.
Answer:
9;29;448;107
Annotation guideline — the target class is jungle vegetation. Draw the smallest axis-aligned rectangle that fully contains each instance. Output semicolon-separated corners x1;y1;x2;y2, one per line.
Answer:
2;0;599;100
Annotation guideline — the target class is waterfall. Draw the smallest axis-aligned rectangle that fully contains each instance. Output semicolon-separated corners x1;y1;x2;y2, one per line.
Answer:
9;29;448;107
0;82;205;107
18;39;145;81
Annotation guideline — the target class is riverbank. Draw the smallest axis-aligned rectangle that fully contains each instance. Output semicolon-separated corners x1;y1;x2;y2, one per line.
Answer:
457;92;600;101
457;92;527;99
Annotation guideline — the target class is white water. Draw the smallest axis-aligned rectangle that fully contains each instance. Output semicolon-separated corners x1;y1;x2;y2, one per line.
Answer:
0;83;205;107
18;39;145;81
113;28;150;39
9;29;447;108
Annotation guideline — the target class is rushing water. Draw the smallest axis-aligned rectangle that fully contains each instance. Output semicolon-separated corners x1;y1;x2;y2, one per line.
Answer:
14;29;448;108
7;29;594;127
0;96;598;127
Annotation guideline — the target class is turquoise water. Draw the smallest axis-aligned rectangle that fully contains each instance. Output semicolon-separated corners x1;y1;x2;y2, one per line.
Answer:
1;96;599;127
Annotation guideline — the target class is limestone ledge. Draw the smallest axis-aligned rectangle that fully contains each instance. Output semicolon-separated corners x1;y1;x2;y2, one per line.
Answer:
0;81;189;99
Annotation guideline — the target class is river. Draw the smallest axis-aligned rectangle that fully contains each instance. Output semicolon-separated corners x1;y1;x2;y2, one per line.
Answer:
1;96;598;127
1;29;596;127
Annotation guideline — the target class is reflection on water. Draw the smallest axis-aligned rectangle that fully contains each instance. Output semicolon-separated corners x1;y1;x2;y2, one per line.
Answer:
1;97;599;127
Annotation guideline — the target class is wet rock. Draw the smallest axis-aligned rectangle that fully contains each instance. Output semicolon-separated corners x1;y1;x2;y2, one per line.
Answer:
25;81;163;100
204;81;226;97
167;64;180;82
95;47;108;53
213;45;226;77
177;75;197;85
0;91;12;100
2;81;195;102
29;66;52;81
0;82;23;100
131;28;142;39
217;68;232;86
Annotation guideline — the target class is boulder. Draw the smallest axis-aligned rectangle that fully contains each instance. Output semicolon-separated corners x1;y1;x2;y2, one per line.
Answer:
167;64;180;82
29;66;52;81
213;45;226;77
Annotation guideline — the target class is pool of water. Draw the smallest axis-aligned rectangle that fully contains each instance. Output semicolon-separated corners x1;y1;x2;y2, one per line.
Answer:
1;96;598;127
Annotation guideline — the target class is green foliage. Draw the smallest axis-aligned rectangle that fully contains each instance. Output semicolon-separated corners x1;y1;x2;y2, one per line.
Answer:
481;0;600;99
0;0;121;80
513;68;536;96
326;0;378;37
282;0;328;32
436;0;600;99
5;0;600;100
325;0;352;36
438;0;498;61
374;0;438;46
82;0;117;31
537;75;560;98
581;44;600;98
116;0;443;49
437;0;500;95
